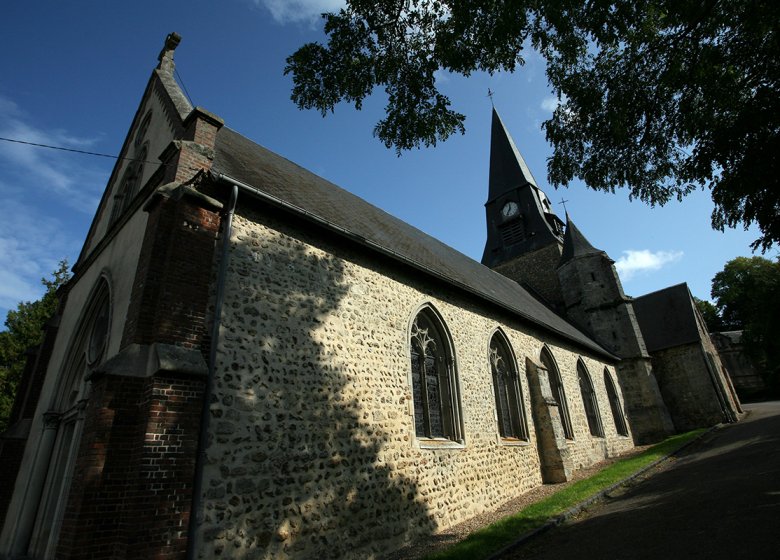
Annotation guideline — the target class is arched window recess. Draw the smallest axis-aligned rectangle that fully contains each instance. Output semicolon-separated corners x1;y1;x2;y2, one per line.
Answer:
490;330;529;441
540;345;574;439
577;359;604;438
604;368;629;437
409;305;463;445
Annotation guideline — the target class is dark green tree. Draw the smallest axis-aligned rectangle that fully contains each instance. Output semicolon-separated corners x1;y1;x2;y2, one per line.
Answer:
0;261;70;432
711;256;780;396
286;0;780;251
693;297;723;333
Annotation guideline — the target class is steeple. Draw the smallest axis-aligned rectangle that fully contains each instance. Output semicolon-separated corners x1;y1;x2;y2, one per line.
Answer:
481;109;566;307
559;216;603;266
488;108;539;202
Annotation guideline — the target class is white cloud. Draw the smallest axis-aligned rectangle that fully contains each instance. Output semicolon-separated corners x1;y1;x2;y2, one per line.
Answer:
255;0;345;24
541;96;560;112
0;194;77;314
615;249;684;281
0;94;104;211
0;95;108;321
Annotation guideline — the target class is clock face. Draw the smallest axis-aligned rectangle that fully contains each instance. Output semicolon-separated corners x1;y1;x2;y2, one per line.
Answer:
501;201;519;218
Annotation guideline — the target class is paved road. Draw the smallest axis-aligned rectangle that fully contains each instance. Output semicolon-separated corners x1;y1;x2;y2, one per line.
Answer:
499;401;780;560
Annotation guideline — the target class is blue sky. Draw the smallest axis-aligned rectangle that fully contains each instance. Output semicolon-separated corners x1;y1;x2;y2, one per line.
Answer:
0;1;769;325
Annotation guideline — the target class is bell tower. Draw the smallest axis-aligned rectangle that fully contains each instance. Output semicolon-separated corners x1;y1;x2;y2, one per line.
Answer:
481;109;566;307
556;218;675;443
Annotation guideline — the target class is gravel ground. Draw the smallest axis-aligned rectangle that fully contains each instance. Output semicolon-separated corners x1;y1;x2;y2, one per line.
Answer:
386;445;653;560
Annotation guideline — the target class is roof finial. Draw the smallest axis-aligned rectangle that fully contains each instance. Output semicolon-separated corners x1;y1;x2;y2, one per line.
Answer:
487;88;495;107
157;32;181;73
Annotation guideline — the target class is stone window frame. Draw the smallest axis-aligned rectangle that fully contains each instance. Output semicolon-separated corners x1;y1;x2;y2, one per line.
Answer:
577;359;605;438
488;329;530;444
134;110;153;148
110;106;153;227
26;274;112;558
407;303;465;449
604;368;629;437
540;345;574;440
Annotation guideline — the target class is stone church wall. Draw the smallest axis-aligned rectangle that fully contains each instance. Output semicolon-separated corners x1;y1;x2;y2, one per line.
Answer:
197;204;634;559
652;342;730;431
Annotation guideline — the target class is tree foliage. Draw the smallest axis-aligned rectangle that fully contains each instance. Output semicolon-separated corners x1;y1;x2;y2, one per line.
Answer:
286;0;780;251
693;297;723;333
0;261;70;432
711;256;780;396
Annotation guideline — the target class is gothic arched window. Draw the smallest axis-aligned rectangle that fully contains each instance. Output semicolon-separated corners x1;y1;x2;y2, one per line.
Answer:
604;369;629;436
27;277;111;558
490;332;528;441
410;307;463;442
577;360;604;437
540;346;574;439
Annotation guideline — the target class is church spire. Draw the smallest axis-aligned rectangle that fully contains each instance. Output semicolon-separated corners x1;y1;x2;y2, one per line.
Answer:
559;216;602;265
488;108;539;202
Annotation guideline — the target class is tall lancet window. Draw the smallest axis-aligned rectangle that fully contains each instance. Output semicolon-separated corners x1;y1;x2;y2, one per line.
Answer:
490;332;528;440
540;346;574;439
27;277;111;558
577;360;604;437
409;307;462;442
604;369;629;436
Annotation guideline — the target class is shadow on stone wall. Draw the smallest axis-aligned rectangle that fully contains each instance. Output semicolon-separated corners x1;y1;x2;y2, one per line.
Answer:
201;221;433;559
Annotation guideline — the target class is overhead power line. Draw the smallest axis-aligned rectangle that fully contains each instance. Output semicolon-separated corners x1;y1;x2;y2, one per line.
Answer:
0;136;162;165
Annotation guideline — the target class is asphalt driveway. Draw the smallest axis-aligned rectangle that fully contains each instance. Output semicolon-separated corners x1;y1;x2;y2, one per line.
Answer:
498;401;780;560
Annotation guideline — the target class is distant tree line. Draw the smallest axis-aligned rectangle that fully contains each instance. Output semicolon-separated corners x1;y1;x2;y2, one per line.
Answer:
696;256;780;397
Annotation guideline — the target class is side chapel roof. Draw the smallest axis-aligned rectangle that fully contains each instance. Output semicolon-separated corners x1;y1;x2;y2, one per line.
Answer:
211;127;614;360
633;283;702;352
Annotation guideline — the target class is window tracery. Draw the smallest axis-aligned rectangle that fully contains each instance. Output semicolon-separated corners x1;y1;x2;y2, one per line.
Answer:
490;332;528;440
409;307;462;442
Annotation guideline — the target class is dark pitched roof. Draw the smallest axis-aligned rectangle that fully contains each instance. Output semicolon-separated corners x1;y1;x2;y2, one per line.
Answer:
559;217;602;265
487;108;539;202
633;283;702;352
211;127;614;359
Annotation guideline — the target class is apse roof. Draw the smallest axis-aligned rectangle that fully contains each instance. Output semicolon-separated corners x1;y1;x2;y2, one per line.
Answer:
211;127;615;360
633;283;702;352
559;217;603;265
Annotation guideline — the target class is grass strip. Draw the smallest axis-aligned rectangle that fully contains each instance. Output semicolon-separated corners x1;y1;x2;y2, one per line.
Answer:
426;429;706;560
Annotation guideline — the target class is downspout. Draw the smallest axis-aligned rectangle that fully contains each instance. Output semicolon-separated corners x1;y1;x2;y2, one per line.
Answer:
186;183;238;560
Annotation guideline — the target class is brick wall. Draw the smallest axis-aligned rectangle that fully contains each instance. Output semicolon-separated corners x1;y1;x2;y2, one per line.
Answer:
121;196;220;351
55;373;204;560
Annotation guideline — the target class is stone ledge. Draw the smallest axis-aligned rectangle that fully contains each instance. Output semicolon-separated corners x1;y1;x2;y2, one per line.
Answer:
89;343;208;380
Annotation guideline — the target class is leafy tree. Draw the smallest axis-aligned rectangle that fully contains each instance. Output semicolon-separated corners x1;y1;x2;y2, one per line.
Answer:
711;256;780;396
0;261;70;432
286;0;780;251
693;297;723;333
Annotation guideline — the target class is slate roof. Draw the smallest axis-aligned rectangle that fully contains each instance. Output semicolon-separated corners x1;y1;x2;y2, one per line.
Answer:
559;218;602;265
487;108;540;201
211;126;614;360
633;283;702;352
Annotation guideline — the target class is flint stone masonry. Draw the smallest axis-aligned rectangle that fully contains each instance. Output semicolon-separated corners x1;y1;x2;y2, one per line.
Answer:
197;206;633;559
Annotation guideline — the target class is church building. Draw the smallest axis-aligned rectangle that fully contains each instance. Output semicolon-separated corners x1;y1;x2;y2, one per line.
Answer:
0;34;739;560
